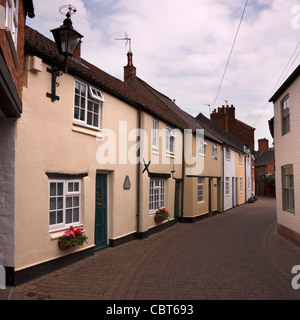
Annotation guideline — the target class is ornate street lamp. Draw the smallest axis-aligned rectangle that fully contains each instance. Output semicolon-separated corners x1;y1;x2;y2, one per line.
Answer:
46;4;83;102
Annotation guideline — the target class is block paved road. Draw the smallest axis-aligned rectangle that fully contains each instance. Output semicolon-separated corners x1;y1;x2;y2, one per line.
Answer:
1;197;300;300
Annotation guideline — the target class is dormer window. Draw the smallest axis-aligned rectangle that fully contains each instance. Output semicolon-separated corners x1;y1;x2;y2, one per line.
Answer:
74;80;104;129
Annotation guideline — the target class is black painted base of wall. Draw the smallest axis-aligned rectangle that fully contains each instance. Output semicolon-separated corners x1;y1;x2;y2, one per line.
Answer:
6;247;94;286
109;220;176;246
7;221;177;286
180;211;219;223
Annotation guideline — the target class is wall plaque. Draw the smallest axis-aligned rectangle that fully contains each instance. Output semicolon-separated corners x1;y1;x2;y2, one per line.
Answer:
123;176;131;190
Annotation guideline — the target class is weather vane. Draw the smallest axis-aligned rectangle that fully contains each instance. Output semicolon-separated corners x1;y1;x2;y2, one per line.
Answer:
115;32;132;52
59;4;77;18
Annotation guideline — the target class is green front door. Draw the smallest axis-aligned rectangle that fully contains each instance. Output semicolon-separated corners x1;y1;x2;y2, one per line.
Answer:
95;174;108;251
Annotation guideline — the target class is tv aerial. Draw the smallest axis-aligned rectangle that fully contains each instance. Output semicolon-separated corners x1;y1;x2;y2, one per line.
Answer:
115;32;132;52
204;104;211;114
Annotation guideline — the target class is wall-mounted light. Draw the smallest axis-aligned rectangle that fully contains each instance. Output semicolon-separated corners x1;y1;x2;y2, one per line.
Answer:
46;4;83;102
171;165;176;179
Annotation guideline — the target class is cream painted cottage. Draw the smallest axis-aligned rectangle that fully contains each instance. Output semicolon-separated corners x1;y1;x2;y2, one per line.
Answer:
11;26;189;284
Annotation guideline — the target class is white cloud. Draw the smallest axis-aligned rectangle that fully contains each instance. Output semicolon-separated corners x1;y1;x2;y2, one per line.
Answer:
27;0;300;148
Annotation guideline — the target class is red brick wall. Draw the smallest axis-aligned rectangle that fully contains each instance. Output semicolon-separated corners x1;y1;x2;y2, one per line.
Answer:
0;0;26;98
266;157;275;175
258;138;269;154
211;105;255;149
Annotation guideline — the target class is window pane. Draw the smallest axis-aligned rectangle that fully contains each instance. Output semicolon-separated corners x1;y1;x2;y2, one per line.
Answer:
75;95;80;107
80;83;86;96
74;183;79;192
75;81;80;94
66;209;72;224
68;182;73;192
57;183;63;196
74;107;79;119
80;109;85;121
66;197;72;208
50;183;56;196
87;112;93;125
73;208;79;222
50;198;56;210
57;197;63;209
49;212;56;225
88;101;93;111
73;196;79;207
57;211;63;224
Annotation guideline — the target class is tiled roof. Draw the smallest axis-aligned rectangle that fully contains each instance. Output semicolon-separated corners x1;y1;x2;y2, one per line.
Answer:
255;149;274;167
24;26;189;130
126;77;222;143
196;113;245;152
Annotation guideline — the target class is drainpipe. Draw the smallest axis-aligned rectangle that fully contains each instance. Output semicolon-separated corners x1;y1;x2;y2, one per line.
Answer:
221;146;224;212
181;130;185;220
136;108;141;237
245;154;247;202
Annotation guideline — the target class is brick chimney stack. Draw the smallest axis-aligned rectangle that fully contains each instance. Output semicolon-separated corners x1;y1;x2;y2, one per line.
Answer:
124;51;136;81
211;104;255;148
258;138;269;154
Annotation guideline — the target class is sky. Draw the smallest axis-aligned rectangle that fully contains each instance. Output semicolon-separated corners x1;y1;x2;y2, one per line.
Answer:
27;0;300;150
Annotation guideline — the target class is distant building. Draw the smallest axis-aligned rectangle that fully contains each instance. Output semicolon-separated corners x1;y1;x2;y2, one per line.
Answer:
210;105;255;200
254;138;275;197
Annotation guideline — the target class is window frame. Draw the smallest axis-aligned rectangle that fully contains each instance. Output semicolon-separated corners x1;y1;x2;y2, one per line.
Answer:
197;178;204;203
225;177;230;196
166;127;175;154
49;179;82;232
240;178;243;194
198;139;207;156
282;165;295;213
73;80;103;130
149;179;165;213
212;143;218;159
281;95;290;135
225;148;231;161
5;0;19;48
238;153;242;164
152;119;158;150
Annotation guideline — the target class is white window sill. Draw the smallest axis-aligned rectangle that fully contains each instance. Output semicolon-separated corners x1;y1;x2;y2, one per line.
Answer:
49;224;84;239
166;152;175;159
72;123;101;138
152;148;159;155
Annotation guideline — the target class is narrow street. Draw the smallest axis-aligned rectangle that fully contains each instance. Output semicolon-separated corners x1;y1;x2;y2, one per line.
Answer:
2;197;300;300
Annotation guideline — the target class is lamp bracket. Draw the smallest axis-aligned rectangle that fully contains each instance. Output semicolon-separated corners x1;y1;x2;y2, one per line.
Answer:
46;67;63;102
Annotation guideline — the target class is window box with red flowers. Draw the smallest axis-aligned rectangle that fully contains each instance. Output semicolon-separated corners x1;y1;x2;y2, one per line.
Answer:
154;207;170;223
58;226;88;250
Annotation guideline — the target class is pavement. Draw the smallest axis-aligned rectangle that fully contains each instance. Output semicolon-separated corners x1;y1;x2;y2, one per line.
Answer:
1;196;300;301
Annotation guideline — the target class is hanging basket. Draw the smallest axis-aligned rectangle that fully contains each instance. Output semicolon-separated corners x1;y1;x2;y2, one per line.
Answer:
155;216;166;223
58;240;71;250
